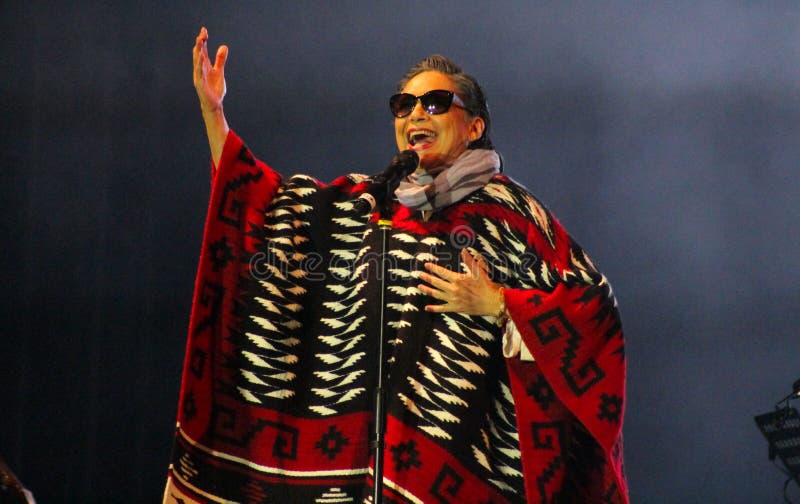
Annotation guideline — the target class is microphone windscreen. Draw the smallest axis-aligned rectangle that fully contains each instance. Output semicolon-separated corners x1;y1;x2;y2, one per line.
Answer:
393;150;419;178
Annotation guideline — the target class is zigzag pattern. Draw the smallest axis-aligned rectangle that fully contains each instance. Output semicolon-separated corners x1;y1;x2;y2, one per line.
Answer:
474;381;524;495
232;177;317;404
230;173;597;498
234;175;383;417
468;183;561;292
170;130;628;502
400;312;492;440
309;198;373;416
383;227;525;496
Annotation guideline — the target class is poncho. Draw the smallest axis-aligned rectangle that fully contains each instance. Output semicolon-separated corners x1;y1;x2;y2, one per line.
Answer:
163;131;628;503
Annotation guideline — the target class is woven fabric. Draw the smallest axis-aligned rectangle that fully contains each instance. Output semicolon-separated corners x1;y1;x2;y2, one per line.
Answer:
163;131;628;503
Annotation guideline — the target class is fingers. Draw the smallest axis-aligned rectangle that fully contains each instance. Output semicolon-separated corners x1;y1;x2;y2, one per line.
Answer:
417;249;501;315
417;282;452;312
416;250;491;312
214;45;228;72
418;269;454;292
194;27;208;58
193;27;227;77
423;303;450;313
193;28;209;83
417;278;447;299
461;248;479;277
424;262;461;281
461;248;490;277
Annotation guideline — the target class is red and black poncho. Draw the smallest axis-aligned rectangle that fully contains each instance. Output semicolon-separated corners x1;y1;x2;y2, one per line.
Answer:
164;131;628;503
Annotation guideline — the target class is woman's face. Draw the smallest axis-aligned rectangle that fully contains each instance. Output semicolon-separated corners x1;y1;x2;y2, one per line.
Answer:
394;71;485;170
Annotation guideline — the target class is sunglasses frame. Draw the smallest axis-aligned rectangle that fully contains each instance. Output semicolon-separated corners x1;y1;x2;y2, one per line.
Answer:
389;89;467;118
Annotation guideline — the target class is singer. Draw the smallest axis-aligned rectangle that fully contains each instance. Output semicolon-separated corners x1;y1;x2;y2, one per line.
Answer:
163;27;628;503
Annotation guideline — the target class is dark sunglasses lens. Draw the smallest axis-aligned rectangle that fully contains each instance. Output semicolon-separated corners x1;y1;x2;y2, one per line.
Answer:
420;90;454;114
390;93;416;117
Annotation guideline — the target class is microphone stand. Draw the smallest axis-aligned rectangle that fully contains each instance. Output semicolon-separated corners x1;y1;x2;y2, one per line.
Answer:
355;150;415;503
372;198;394;504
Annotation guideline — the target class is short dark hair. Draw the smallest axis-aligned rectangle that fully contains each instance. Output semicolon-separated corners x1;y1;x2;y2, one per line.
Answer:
397;55;493;150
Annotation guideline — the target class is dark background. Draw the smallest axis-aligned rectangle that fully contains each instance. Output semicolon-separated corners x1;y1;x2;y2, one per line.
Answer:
2;1;799;502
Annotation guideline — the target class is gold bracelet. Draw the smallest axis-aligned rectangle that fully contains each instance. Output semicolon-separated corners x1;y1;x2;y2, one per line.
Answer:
496;287;508;327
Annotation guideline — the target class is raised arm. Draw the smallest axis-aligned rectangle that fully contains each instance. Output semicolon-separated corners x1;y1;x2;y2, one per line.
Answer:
193;27;230;166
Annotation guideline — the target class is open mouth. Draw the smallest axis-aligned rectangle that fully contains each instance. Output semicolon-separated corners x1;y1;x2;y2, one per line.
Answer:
407;129;436;146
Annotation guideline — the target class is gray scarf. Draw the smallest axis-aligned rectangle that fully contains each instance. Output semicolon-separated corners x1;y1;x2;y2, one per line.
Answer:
394;149;501;211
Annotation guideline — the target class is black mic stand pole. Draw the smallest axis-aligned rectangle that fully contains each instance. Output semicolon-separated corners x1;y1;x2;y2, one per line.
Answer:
372;198;394;504
354;150;415;503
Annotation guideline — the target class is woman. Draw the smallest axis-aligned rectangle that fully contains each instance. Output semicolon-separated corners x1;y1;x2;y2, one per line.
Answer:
163;27;628;503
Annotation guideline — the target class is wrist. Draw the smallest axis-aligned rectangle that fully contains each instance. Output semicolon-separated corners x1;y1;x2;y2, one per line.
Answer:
494;286;508;326
201;103;225;119
203;110;230;167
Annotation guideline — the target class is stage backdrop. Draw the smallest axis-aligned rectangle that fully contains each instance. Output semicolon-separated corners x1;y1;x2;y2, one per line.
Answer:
2;1;799;502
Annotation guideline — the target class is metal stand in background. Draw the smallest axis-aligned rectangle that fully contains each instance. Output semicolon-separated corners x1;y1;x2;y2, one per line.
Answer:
755;378;800;502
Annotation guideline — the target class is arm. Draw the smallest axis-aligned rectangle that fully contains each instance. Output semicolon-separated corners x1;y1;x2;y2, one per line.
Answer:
193;27;230;166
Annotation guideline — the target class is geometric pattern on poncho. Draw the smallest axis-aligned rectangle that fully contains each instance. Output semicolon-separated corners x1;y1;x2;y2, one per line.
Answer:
164;132;628;504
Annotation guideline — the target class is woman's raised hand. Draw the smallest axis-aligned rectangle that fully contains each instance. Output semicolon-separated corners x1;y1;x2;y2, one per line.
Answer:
193;27;230;165
193;27;228;113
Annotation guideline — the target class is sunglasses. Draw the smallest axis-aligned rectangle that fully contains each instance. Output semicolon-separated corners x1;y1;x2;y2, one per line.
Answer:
389;89;466;118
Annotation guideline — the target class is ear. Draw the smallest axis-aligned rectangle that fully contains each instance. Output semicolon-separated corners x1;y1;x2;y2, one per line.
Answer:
467;116;485;143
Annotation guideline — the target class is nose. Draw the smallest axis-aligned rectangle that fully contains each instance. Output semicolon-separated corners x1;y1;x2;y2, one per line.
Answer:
408;99;427;121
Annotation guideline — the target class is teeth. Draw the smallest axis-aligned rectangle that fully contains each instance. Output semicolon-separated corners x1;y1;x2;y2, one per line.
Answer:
408;130;435;145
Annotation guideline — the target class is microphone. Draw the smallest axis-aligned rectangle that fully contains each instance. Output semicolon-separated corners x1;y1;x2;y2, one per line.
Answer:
353;150;419;214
